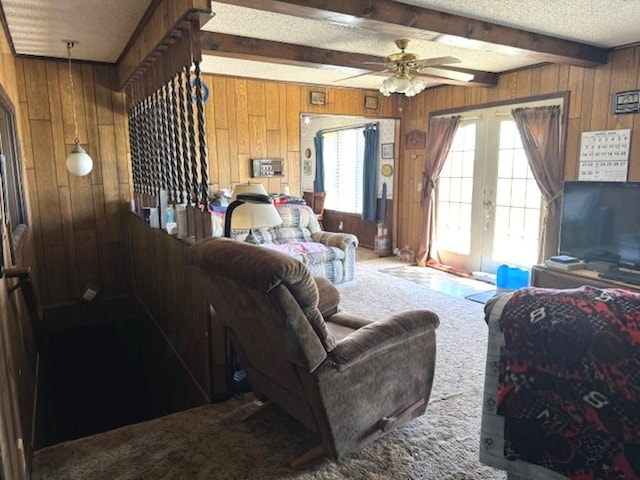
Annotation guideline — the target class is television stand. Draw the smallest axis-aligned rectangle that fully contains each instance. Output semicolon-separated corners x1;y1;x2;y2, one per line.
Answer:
598;268;640;286
531;265;640;294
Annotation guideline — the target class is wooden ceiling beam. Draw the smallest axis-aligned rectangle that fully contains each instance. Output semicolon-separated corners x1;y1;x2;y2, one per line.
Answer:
201;31;498;87
212;0;609;67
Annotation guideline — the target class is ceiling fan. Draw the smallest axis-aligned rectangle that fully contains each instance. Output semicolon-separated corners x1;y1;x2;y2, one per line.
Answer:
338;39;474;96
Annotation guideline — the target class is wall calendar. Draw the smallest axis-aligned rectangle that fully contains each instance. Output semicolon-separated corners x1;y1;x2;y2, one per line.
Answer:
578;129;630;181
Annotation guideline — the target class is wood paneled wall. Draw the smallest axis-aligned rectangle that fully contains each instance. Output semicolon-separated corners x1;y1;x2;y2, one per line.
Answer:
323;199;394;250
129;214;217;403
0;20;37;479
396;45;640;253
15;58;132;307
202;78;398;196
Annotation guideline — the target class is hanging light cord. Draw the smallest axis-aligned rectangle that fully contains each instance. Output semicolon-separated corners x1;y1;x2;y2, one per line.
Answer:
66;41;80;146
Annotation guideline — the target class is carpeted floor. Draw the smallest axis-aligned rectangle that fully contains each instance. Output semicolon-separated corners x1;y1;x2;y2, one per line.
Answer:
32;257;506;480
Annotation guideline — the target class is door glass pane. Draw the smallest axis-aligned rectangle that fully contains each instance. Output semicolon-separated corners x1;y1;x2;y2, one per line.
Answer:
492;120;542;267
436;123;476;255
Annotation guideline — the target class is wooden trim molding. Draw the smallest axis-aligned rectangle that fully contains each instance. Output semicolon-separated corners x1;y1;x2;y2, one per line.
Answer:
117;0;212;95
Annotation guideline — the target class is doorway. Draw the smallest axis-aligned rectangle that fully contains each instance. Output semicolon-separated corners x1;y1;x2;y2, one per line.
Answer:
434;100;562;274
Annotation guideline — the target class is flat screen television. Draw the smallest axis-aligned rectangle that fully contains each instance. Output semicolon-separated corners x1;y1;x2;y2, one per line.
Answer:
559;181;640;270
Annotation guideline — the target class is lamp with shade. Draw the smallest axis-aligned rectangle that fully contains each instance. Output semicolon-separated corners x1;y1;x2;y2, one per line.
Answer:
225;183;282;244
64;41;93;176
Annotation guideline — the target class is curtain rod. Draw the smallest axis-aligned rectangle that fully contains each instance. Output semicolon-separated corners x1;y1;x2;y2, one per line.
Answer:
448;110;514;121
317;122;376;135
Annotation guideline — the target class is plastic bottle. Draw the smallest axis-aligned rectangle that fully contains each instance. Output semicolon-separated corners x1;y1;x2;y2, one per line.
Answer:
166;205;175;223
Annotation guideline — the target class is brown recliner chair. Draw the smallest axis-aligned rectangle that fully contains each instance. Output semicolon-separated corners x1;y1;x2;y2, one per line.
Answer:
187;237;439;467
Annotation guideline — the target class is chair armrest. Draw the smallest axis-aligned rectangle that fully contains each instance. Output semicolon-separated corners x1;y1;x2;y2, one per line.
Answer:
328;310;439;370
327;311;372;330
311;231;359;251
484;291;512;324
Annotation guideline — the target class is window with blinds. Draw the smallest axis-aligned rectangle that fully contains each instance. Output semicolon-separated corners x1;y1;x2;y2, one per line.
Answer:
323;127;365;214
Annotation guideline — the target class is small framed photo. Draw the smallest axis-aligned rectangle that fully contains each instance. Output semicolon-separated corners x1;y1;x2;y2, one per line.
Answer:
310;91;326;105
364;95;379;110
381;143;394;159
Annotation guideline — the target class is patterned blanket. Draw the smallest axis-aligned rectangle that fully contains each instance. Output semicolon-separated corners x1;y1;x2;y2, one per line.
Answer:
497;286;640;480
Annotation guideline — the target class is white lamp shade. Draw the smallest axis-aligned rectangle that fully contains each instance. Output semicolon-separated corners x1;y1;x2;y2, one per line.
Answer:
66;144;93;176
230;183;282;230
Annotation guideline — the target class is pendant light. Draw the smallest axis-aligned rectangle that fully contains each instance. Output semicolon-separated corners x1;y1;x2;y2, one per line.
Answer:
65;41;93;176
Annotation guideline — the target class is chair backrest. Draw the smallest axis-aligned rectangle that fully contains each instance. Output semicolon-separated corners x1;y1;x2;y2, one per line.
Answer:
303;191;326;216
187;238;337;396
312;192;325;216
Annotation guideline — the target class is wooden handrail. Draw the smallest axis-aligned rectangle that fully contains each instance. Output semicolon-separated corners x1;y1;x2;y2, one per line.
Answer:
2;266;47;358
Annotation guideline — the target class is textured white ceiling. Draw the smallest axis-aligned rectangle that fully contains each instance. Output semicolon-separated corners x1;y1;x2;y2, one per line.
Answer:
1;0;152;62
2;0;640;90
401;0;640;48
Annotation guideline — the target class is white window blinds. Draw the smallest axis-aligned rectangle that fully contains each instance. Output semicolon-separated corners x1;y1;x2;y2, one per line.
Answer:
323;127;365;214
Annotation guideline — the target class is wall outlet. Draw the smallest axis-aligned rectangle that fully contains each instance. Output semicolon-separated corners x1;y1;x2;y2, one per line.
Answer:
81;283;100;302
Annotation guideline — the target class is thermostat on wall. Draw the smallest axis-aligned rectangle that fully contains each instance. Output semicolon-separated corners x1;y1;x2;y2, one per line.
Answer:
612;90;640;114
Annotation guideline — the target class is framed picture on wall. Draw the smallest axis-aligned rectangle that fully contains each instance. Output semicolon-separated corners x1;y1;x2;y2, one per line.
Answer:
364;95;379;110
303;159;313;176
381;143;394;159
310;91;326;105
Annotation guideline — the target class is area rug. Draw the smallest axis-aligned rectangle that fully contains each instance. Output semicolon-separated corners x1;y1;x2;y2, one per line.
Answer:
464;290;498;304
381;264;493;300
32;257;505;480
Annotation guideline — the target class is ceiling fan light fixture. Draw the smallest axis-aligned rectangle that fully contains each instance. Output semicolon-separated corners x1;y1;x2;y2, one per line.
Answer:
379;76;397;96
379;74;427;97
395;77;411;93
406;77;427;97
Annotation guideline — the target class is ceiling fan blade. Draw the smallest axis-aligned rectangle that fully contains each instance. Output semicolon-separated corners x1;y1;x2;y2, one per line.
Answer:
362;61;390;66
413;56;461;68
334;68;388;83
415;67;474;82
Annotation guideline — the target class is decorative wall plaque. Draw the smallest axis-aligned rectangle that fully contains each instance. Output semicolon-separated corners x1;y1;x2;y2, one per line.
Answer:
405;129;426;149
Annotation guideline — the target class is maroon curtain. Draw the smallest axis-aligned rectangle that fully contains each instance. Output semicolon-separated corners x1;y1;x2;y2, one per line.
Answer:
415;116;460;267
511;106;563;262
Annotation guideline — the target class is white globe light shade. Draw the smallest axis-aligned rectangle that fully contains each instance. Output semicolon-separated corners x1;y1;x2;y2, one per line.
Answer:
380;74;428;97
405;77;427;97
395;78;411;93
379;76;397;96
66;144;93;176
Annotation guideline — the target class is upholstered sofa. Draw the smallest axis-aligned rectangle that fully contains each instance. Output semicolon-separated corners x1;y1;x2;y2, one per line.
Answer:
187;237;439;467
480;287;640;480
212;203;358;284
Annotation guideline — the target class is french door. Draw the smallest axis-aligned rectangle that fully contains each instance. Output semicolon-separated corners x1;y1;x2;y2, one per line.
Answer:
435;107;548;274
